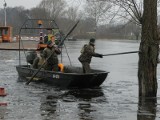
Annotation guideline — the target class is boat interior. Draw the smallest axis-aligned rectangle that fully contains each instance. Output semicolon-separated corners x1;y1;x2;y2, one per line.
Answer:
20;65;104;74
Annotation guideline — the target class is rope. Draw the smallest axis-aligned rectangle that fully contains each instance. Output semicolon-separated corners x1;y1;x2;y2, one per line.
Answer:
63;43;72;66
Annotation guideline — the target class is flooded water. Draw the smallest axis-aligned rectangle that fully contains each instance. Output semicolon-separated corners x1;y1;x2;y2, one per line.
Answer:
0;39;160;120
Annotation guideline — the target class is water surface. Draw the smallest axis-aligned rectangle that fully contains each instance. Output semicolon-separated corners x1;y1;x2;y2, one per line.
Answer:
0;39;160;120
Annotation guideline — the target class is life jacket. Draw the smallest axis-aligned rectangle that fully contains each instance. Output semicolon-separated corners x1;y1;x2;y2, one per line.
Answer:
58;63;64;72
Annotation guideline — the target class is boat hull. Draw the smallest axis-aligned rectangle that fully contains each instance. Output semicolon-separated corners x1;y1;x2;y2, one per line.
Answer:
16;65;109;88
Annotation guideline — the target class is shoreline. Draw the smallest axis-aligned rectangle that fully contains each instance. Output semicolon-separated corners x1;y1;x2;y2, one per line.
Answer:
0;41;38;49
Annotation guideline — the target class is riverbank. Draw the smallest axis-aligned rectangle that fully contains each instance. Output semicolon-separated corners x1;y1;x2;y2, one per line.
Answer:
0;41;38;49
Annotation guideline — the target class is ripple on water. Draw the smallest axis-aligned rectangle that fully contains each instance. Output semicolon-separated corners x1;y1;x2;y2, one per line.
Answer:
0;40;160;120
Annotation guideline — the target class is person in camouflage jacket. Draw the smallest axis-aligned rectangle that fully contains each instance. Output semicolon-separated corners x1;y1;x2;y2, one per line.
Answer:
78;38;103;73
32;50;45;69
43;40;61;71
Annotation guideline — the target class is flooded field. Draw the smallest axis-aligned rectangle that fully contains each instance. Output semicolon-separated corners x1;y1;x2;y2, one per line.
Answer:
0;39;160;120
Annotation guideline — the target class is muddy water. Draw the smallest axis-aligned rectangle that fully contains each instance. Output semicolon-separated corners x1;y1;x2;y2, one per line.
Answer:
0;40;160;120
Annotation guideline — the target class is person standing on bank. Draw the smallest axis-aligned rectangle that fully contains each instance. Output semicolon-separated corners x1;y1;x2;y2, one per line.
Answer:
43;40;61;71
78;38;103;73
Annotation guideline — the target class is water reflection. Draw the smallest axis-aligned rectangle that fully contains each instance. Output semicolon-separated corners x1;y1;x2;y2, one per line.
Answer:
78;102;93;120
137;97;157;120
63;88;105;100
0;106;7;120
63;88;107;120
40;94;58;120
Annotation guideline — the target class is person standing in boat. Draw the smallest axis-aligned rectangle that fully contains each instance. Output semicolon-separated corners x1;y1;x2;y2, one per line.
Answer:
78;38;103;73
43;40;61;71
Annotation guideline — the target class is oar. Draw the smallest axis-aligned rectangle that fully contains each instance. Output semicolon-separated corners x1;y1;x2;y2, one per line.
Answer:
25;20;80;85
102;51;139;56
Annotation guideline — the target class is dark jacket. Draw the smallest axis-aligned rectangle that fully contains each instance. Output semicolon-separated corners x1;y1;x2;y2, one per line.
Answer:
32;54;45;69
43;45;61;69
78;43;96;63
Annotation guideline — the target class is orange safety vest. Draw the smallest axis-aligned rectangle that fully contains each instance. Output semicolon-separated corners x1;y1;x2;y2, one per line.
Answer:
58;63;64;72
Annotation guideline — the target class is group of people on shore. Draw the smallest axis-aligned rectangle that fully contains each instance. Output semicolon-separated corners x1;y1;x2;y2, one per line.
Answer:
32;36;103;73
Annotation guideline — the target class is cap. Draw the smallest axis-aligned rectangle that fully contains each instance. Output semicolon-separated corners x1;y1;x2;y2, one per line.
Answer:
89;38;95;43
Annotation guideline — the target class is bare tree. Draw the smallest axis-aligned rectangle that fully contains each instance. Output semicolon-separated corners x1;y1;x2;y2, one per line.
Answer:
139;0;158;97
85;0;112;38
109;0;158;97
65;6;79;21
130;21;141;40
38;0;66;20
30;7;50;19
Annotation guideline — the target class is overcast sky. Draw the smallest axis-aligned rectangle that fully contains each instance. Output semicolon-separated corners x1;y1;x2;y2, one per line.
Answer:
0;0;40;9
0;0;85;9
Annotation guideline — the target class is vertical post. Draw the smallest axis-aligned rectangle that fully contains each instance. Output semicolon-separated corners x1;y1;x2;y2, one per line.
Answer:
3;0;7;27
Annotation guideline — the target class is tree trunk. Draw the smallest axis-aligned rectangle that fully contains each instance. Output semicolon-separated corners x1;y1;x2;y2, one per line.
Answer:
138;0;158;97
137;97;157;120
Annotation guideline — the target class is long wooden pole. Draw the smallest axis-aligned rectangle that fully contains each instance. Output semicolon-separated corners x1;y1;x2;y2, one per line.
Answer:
25;20;80;85
102;51;139;56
